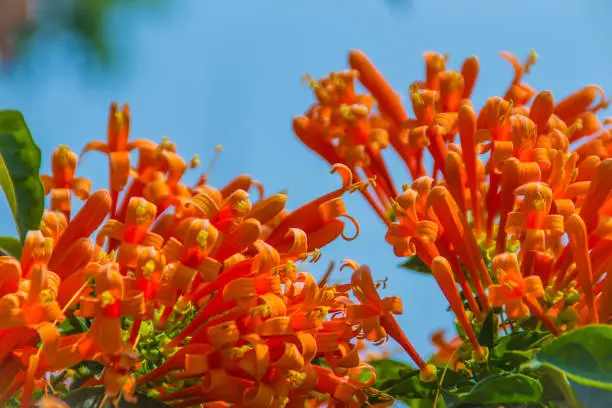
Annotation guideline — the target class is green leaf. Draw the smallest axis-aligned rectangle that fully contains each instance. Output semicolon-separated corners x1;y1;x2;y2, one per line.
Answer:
377;363;473;401
0;110;45;242
403;398;441;408
0;236;22;258
571;380;612;408
370;359;413;387
67;361;105;391
399;255;431;275
62;386;171;407
476;311;496;348
461;374;543;404
58;314;89;336
491;330;551;369
492;330;551;356
540;366;583;408
537;324;612;390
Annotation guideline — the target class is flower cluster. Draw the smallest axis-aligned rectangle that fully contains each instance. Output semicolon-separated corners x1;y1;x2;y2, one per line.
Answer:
296;49;611;372
0;103;412;407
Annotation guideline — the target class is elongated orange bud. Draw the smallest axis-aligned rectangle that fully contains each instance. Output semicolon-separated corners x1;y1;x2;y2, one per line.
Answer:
49;190;111;269
529;90;554;133
431;257;485;360
554;85;607;124
565;214;599;323
348;50;407;127
427;187;492;294
458;104;482;235
581;159;612;232
445;151;467;214
461;56;479;99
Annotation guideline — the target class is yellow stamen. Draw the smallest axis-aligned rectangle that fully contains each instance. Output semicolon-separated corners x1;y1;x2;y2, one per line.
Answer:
524;49;538;74
305;306;329;322
57;145;70;166
101;291;116;308
284;370;307;388
135;204;151;224
189;155;200;169
320;288;336;302
114;112;124;127
232;199;250;214
390;199;408;218
566;119;584;137
39;221;52;237
349;176;377;194
299;249;322;263
301;74;320;89
410;84;424;106
97;250;116;264
173;296;191;315
142;260;156;277
39;289;56;305
196;229;209;249
203;145;224;178
248;304;271;318
499;100;515;124
340;104;356;122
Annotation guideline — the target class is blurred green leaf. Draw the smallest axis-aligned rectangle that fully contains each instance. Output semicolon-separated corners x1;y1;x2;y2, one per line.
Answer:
540;366;583;408
63;386;170;407
490;330;551;369
571;380;612;408
0;110;44;242
399;255;431;275
536;324;612;390
375;361;473;402
0;235;22;258
461;374;543;404
370;359;413;387
476;311;496;348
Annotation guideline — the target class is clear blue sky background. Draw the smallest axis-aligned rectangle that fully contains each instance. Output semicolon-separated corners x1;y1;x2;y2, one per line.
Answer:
1;0;611;358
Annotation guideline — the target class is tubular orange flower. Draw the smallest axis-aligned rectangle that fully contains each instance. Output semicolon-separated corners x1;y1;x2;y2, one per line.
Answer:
489;253;545;319
76;262;144;356
8;45;612;406
96;197;163;269
296;48;612;392
427;186;491;307
347;266;435;381
430;330;463;370
80;102;152;217
431;257;486;361
40;146;91;220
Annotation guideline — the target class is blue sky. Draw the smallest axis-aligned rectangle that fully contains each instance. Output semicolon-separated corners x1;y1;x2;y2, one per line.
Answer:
1;0;611;358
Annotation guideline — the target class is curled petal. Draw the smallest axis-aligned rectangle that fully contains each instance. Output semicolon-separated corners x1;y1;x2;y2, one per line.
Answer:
80;141;109;158
251;240;280;275
72;177;92;200
207;321;240;349
306;219;345;251
40;174;53;195
220;175;253;199
223;278;257;303
242;383;275;408
213;219;262;261
238;344;270;382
